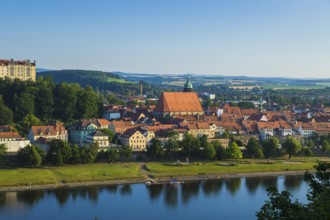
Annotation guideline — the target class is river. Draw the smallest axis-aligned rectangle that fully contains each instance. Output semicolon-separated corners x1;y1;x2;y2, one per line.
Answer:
0;175;308;220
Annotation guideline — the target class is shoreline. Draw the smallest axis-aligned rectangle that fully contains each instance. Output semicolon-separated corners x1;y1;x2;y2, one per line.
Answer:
0;170;310;192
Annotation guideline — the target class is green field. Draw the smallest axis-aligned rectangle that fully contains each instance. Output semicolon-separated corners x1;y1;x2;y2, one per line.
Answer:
0;158;328;187
106;77;132;83
145;159;318;178
0;163;142;187
261;84;326;90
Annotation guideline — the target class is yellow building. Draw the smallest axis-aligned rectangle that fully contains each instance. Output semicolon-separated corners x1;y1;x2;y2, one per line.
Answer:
0;59;36;81
119;128;147;151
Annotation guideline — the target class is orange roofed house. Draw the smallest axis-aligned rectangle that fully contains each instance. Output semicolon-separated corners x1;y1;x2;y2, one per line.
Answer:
27;122;68;146
0;132;30;153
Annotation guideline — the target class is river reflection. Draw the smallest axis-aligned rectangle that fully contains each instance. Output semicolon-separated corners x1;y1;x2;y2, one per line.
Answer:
0;175;309;220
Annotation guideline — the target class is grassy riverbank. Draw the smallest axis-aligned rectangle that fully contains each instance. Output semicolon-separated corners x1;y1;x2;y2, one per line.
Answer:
0;157;328;188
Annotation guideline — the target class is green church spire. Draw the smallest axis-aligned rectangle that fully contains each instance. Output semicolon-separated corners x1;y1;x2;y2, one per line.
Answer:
183;77;193;92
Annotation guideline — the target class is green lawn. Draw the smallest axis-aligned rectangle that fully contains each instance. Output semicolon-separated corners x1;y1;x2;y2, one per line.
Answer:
0;163;142;187
0;159;327;187
145;159;318;178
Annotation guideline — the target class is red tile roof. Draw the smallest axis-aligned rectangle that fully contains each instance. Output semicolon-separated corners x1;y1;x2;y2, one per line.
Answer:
0;132;23;139
154;92;203;113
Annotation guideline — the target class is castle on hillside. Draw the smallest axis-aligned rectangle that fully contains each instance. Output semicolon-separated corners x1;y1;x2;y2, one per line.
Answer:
0;59;36;81
154;77;204;116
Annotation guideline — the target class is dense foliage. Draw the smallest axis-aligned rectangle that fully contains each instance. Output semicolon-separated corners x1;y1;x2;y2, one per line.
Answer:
257;162;330;219
0;77;103;135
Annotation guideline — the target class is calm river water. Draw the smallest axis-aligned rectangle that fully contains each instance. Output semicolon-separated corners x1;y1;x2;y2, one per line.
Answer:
0;175;308;220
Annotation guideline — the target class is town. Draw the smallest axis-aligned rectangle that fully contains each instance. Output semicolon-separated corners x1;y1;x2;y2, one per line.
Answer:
1;59;330;167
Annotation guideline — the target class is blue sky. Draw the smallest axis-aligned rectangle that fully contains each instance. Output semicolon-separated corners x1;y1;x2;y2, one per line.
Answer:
1;0;330;78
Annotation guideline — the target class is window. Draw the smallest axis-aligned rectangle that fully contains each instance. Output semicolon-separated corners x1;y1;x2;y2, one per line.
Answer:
10;66;14;76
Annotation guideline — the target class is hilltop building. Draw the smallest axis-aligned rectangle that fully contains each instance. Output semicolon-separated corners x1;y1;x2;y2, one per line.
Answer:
0;59;36;81
154;78;204;116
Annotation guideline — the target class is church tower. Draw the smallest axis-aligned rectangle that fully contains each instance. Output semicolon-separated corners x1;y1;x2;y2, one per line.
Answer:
183;77;193;92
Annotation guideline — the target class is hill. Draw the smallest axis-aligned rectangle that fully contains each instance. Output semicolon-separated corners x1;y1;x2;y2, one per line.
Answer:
37;69;130;84
36;69;151;95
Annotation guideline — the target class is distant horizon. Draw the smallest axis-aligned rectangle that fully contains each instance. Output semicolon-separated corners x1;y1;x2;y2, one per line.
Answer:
1;0;330;78
36;67;330;80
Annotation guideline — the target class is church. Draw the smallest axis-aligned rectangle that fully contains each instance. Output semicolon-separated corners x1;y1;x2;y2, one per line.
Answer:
154;78;204;116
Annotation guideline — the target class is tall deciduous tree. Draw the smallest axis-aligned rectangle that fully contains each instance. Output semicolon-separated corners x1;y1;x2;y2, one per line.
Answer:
108;148;120;163
246;137;263;159
70;144;81;164
35;78;54;121
13;92;35;121
211;140;226;160
0;97;13;125
75;86;98;119
262;137;279;158
54;83;79;122
181;133;200;158
321;140;330;154
17;114;42;137
47;139;72;165
17;145;42;167
282;136;302;159
200;135;216;160
147;138;164;160
226;141;242;159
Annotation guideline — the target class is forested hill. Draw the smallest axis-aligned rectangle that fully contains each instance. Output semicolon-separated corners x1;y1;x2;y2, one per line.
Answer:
37;69;132;89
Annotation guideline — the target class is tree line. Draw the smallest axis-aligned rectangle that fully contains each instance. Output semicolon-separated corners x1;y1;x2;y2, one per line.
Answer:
146;132;320;161
0;77;102;136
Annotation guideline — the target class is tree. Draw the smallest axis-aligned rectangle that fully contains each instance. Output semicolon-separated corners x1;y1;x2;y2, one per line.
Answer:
262;137;279;158
246;137;263;159
307;140;315;148
0;144;7;165
17;145;42;167
54;83;79;122
211;140;226;160
202;141;216;160
108;148;120;163
35;79;54;121
120;146;133;161
70;144;81;164
181;133;200;158
256;162;330;219
47;139;72;165
321;140;330;154
0;98;14;125
221;131;230;139
13;92;35;122
147;138;164;160
226;141;242;159
282;136;302;159
17;114;42;137
164;134;180;161
200;135;216;160
303;147;313;157
75;86;98;119
87;143;99;163
96;150;108;162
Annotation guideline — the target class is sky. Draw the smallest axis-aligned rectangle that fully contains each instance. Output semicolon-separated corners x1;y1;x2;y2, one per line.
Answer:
1;0;330;78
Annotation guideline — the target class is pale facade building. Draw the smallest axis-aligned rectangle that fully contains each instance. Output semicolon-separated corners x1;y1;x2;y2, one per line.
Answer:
0;59;36;81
